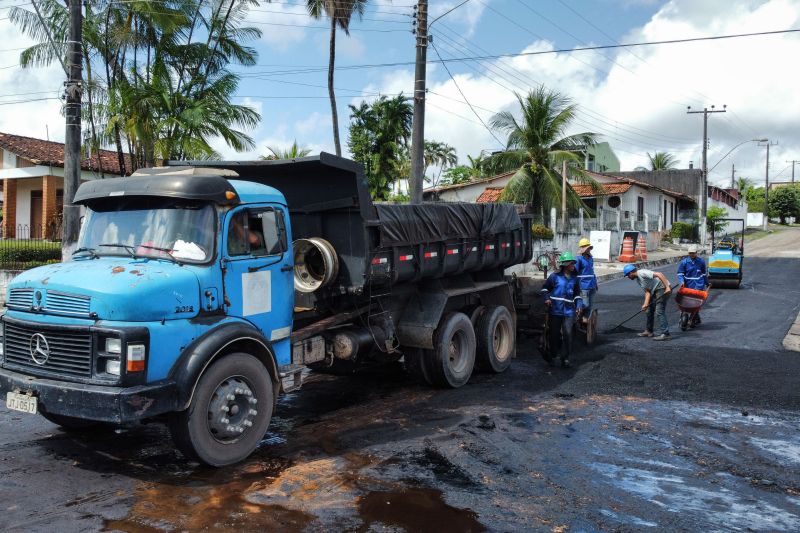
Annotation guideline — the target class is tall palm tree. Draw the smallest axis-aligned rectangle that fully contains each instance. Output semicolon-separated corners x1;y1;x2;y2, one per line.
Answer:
647;151;678;170
307;0;367;156
488;86;599;215
466;153;487;178
260;140;313;160
736;176;754;194
424;141;457;187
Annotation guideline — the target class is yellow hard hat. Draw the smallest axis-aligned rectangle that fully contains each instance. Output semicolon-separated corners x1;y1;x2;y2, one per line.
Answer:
578;237;591;248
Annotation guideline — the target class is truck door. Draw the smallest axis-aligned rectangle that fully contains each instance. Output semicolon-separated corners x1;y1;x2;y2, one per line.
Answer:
222;206;293;365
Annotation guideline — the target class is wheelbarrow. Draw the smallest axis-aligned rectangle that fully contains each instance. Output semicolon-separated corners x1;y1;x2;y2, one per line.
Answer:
675;287;708;331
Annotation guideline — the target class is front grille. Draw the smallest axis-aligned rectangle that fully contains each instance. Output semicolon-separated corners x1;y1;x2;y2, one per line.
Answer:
3;322;93;378
45;291;91;315
7;288;33;309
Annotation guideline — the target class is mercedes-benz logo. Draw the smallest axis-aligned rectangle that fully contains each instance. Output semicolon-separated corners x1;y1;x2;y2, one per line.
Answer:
29;333;50;365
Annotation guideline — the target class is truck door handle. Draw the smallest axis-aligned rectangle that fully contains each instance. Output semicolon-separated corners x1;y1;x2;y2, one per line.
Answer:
281;265;293;272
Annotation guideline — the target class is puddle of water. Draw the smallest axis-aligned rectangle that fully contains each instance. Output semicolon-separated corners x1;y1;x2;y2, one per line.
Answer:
357;488;486;533
102;460;313;533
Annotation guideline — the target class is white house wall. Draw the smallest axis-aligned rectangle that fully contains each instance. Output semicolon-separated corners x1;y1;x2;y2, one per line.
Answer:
435;175;514;203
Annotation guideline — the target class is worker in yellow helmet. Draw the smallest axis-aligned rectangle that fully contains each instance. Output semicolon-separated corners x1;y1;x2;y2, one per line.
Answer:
575;237;597;326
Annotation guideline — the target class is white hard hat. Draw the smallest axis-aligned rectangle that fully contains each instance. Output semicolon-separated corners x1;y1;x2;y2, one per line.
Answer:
687;244;699;253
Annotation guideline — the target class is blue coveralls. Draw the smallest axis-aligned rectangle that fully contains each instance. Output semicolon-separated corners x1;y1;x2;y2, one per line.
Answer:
677;256;708;323
575;254;597;318
677;256;708;290
541;271;584;361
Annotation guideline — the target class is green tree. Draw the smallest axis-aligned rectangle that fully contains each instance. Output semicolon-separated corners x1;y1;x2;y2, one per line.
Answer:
647;151;678;170
424;141;457;188
769;186;800;224
487;86;600;215
348;94;413;200
736;176;754;195
307;0;367;157
11;0;264;170
466;153;487;178
440;165;474;186
706;206;729;233
260;140;313;160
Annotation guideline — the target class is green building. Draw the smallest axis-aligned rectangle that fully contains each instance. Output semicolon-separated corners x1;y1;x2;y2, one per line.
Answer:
575;142;620;173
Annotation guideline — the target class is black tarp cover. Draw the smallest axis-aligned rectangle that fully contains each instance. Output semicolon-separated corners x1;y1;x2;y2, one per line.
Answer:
375;203;522;247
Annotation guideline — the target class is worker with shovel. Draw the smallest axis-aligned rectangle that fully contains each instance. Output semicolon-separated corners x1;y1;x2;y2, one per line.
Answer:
624;264;673;341
541;252;584;368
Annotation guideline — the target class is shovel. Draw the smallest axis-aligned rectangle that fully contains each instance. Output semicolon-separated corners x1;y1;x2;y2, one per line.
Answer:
603;294;666;334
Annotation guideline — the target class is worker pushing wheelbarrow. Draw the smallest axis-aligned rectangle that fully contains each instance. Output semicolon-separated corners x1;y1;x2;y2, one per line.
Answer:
676;244;710;329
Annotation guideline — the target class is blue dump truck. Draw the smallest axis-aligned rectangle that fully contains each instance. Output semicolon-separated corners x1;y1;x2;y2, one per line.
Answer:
0;154;533;466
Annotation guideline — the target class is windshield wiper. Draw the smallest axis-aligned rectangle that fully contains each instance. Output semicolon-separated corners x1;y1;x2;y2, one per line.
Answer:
98;243;137;257
72;247;99;259
135;244;181;264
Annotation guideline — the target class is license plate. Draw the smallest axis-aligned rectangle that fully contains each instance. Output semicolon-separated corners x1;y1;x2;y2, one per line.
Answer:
6;391;37;415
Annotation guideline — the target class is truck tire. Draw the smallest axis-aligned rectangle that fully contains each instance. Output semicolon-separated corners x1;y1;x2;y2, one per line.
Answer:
427;312;476;388
475;305;514;373
169;353;274;467
403;347;432;385
40;412;101;431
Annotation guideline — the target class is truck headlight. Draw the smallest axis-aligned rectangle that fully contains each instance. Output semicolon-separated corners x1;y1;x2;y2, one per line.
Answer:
126;343;146;373
106;359;121;376
105;337;122;354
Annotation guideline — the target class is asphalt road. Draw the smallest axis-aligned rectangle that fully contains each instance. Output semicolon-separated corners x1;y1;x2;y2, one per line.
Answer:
1;231;799;532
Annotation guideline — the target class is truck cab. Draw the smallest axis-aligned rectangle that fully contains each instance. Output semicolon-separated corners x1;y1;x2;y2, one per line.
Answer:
1;171;294;466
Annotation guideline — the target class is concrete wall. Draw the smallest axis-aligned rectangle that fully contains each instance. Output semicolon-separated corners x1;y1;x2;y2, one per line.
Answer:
431;174;514;203
614;169;703;199
747;212;764;227
586;142;621;172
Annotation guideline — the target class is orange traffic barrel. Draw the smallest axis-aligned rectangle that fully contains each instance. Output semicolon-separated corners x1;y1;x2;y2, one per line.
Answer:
635;234;648;260
619;236;636;262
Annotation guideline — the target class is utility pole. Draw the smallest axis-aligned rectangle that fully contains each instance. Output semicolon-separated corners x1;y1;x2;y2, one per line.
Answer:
561;160;567;228
730;163;737;190
62;0;83;258
410;0;428;205
787;159;800;184
759;140;778;230
687;105;726;246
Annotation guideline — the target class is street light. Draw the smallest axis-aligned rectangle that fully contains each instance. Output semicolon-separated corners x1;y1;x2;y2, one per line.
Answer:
708;138;767;174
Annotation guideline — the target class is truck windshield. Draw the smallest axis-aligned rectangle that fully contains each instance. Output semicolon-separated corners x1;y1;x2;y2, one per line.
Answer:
78;201;216;263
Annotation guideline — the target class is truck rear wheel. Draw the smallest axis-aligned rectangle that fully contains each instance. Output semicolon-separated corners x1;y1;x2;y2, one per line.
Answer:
427;312;476;388
169;353;274;467
475;305;514;373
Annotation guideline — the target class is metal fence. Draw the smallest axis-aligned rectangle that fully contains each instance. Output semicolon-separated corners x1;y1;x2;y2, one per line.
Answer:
0;225;62;270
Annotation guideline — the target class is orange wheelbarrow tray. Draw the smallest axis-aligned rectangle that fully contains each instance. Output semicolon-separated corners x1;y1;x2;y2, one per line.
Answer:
674;287;708;313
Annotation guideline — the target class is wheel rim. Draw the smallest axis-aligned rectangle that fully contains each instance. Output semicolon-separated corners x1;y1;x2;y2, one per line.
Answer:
492;319;513;362
206;376;259;444
448;329;469;374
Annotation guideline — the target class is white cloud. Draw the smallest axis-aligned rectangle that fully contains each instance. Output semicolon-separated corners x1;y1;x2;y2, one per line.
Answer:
358;0;800;187
429;1;490;37
0;20;65;140
251;3;315;51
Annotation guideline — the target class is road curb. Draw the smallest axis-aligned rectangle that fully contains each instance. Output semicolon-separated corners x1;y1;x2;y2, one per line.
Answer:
596;255;685;283
782;309;800;352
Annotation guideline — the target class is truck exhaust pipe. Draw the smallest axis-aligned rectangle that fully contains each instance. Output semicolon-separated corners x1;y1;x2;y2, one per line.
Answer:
293;237;339;293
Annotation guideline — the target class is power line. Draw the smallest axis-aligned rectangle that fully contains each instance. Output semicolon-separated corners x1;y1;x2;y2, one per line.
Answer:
429;40;504;147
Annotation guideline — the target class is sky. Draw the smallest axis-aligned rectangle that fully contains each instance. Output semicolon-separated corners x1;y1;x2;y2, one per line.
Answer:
0;0;799;188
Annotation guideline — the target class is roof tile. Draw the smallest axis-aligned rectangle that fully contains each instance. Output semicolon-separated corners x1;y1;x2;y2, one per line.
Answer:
476;187;504;203
0;132;132;176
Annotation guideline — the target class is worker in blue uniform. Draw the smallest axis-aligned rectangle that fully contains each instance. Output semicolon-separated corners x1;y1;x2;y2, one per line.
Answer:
541;251;584;368
677;244;708;326
575;237;597;327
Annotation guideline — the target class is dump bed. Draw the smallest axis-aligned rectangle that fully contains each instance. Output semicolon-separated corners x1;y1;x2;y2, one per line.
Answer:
171;154;533;307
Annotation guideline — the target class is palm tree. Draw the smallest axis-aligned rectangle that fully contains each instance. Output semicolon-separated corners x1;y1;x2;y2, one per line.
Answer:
307;0;367;157
260;141;313;160
424;141;457;187
466;153;487;178
647;151;678;170
488;86;599;215
736;176;754;194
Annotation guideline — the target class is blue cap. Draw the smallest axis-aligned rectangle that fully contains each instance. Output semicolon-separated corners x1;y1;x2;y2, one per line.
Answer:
623;264;638;276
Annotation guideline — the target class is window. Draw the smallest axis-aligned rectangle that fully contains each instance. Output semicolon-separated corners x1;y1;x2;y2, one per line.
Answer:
607;196;621;208
637;197;644;218
227;208;286;257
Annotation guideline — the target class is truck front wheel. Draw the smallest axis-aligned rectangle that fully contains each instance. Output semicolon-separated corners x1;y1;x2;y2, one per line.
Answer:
427;312;476;388
169;353;274;467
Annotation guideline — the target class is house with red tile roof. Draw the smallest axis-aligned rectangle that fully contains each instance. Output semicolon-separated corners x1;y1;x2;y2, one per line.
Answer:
424;168;697;232
0;132;131;238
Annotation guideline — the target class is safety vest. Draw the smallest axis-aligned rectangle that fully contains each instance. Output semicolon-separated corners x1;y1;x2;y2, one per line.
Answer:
677;256;708;290
575;254;597;290
541;272;584;317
